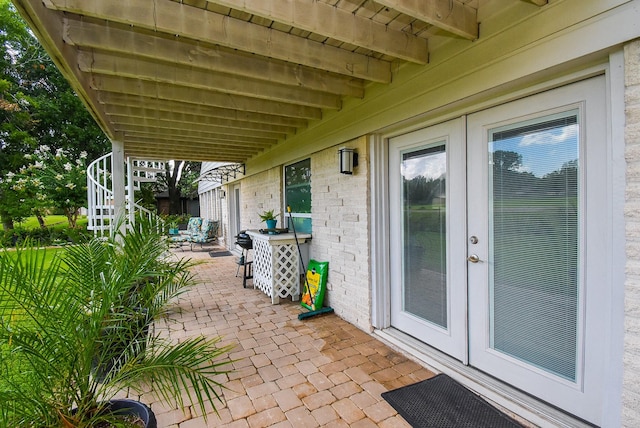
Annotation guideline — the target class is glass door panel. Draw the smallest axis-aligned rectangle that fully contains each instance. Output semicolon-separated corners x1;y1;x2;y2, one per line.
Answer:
389;118;467;362
488;111;579;381
402;146;448;328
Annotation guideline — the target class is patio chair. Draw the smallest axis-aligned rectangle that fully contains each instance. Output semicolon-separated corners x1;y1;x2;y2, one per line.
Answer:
169;216;202;247
189;218;219;250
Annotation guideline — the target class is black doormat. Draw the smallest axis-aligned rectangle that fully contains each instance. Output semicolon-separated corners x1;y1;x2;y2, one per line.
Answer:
209;251;233;258
381;374;523;428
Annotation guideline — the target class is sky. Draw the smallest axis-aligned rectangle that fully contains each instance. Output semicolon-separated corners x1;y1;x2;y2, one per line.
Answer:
400;118;579;181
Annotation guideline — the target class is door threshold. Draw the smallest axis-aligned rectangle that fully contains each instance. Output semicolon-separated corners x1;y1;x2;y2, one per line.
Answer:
374;328;595;428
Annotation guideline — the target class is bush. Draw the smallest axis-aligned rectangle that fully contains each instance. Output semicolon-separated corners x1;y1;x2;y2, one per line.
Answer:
0;225;92;247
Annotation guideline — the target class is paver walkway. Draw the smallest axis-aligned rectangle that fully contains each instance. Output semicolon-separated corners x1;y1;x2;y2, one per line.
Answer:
143;248;435;427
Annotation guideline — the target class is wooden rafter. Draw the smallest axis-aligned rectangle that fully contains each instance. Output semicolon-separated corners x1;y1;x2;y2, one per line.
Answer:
375;0;478;40
103;106;297;135
43;0;392;82
97;94;308;129
77;50;342;110
205;0;428;64
90;75;323;120
63;18;365;98
110;117;286;141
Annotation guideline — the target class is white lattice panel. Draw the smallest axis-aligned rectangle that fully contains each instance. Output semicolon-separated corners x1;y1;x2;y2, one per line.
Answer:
252;238;274;300
272;244;299;300
247;231;309;304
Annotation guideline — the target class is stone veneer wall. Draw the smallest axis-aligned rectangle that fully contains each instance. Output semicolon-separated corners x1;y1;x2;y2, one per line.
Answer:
625;38;640;427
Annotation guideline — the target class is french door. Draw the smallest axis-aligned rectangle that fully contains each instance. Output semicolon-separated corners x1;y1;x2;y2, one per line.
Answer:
389;118;467;362
389;76;607;425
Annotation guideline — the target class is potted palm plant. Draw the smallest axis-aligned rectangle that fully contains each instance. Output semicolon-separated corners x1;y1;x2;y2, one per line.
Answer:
259;209;280;229
0;216;234;427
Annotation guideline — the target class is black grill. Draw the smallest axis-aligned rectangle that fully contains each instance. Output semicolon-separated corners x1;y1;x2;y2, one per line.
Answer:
235;231;253;250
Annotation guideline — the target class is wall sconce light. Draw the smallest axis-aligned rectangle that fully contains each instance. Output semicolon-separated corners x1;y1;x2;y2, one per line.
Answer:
338;147;358;175
218;189;226;199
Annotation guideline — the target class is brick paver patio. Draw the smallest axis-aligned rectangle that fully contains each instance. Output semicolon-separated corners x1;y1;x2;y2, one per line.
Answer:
141;248;435;427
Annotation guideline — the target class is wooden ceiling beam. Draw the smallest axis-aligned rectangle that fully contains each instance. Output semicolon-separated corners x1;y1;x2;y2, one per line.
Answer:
205;0;428;64
124;135;267;153
103;105;296;135
44;0;392;82
125;146;248;163
77;49;342;110
90;76;323;120
375;0;478;40
63;18;365;98
124;139;262;160
121;128;276;147
98;93;308;128
110;116;284;140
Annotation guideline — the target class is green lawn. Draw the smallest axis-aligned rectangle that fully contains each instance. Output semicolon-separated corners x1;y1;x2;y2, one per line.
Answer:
1;246;66;270
0;215;88;231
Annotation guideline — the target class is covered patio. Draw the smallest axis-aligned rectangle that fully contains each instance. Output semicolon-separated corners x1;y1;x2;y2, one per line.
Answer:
140;248;434;427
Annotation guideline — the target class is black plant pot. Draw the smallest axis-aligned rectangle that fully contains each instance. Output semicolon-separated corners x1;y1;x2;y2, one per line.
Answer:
108;399;157;428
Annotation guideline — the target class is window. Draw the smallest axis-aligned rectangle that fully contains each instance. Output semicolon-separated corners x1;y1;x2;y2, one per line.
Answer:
285;158;311;234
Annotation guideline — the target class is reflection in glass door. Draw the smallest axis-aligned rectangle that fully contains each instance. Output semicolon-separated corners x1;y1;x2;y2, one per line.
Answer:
402;146;448;328
389;118;466;362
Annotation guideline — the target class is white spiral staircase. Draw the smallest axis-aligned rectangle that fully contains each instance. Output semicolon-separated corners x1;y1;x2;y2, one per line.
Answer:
86;153;165;233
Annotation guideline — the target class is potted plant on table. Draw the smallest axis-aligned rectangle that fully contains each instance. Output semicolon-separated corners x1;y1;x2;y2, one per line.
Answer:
259;209;280;229
0;216;234;427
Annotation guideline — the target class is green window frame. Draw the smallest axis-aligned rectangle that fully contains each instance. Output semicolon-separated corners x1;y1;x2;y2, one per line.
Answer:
285;158;311;234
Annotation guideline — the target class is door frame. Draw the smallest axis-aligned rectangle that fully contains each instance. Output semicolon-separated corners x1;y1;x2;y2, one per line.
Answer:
369;58;626;427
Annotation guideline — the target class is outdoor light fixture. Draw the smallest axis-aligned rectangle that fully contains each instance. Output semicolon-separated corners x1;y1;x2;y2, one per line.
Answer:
338;147;358;174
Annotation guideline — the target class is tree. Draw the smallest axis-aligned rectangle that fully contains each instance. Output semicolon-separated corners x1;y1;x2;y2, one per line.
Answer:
155;161;201;214
15;146;88;228
0;0;109;229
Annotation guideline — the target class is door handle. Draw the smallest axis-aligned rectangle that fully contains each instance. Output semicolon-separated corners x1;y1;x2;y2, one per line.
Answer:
468;254;481;263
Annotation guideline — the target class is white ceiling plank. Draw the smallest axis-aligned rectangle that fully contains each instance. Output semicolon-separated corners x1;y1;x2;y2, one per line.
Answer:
90;76;323;120
375;0;478;40
205;0;428;63
44;0;392;82
77;50;342;110
63;18;364;98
